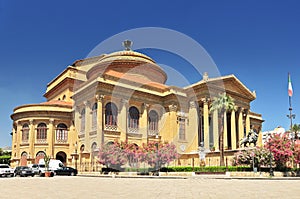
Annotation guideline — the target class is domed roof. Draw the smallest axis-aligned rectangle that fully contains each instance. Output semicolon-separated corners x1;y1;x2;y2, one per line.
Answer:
86;41;167;84
98;50;156;64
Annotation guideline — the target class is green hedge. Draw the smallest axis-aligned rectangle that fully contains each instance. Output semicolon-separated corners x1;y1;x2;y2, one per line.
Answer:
160;166;252;172
120;166;253;172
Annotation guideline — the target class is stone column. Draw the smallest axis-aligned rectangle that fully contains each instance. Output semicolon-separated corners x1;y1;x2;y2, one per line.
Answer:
16;121;22;159
223;112;228;150
213;110;219;151
245;110;250;135
202;98;209;150
189;101;198;149
96;95;104;146
257;126;263;147
12;122;17;151
48;119;54;157
29;119;35;158
140;103;149;142
119;99;128;141
74;106;80;136
238;108;244;148
84;101;91;150
168;104;177;141
230;110;237;150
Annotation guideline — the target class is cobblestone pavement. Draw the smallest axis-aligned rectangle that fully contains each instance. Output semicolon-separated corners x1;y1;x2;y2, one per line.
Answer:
1;176;300;199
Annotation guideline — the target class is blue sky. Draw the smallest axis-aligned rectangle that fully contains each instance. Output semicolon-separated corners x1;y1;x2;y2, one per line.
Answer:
0;0;300;147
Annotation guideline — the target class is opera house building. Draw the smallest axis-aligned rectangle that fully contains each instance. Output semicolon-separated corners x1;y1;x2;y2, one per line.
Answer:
10;41;263;170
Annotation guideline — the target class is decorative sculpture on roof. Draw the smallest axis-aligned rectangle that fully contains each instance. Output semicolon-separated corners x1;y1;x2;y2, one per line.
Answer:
122;40;133;51
240;129;259;147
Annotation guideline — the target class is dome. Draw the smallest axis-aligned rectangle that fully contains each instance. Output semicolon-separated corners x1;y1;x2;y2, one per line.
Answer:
86;43;167;84
98;50;156;64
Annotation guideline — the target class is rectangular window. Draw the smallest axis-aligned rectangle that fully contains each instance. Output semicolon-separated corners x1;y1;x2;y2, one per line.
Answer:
22;129;29;143
37;128;47;142
56;129;68;143
91;110;97;131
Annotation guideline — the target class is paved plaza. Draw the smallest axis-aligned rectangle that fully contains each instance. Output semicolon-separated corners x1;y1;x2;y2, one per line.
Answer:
1;176;300;199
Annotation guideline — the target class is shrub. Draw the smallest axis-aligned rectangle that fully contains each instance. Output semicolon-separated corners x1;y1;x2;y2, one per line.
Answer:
265;132;293;170
0;155;11;164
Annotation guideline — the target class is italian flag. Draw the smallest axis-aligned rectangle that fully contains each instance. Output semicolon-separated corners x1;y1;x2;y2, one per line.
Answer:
288;73;293;97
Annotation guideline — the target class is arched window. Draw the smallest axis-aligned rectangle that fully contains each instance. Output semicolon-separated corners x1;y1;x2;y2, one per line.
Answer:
22;123;29;143
20;151;28;166
36;123;47;143
148;110;159;136
128;106;139;133
91;142;98;159
56;123;68;143
35;151;45;164
80;108;86;134
80;144;85;153
91;103;98;131
105;102;118;130
106;141;114;146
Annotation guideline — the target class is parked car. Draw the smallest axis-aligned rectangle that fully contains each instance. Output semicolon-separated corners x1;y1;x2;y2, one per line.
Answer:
0;164;14;177
54;167;77;176
29;164;54;177
14;166;35;177
30;164;40;175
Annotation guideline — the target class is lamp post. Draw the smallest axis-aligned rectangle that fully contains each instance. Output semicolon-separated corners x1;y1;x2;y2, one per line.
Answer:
28;152;31;165
73;141;79;170
287;108;296;132
155;134;159;175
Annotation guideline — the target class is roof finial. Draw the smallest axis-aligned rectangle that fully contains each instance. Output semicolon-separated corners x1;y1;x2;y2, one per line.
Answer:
203;72;208;81
122;40;133;51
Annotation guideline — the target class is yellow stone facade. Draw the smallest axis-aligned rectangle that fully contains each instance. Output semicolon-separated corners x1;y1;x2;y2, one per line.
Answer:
10;46;263;169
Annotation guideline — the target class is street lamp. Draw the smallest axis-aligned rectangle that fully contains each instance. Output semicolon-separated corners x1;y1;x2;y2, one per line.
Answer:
286;108;296;131
155;134;159;175
72;141;79;170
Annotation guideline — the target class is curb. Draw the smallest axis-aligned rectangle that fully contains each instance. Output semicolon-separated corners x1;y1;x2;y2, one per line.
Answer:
77;174;300;180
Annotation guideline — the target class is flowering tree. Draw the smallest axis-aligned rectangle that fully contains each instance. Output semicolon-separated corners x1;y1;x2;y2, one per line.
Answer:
293;140;300;165
98;142;127;169
253;147;272;168
142;141;178;170
98;140;178;171
232;150;252;166
265;132;293;170
232;147;271;169
120;140;140;168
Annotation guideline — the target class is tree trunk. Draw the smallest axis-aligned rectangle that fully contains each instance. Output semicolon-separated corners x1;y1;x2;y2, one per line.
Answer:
219;114;225;166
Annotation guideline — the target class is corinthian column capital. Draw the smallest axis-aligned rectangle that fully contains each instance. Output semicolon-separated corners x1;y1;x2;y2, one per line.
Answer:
168;104;177;112
95;94;105;102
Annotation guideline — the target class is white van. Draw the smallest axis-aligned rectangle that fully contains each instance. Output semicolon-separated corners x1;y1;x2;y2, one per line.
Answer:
38;159;64;171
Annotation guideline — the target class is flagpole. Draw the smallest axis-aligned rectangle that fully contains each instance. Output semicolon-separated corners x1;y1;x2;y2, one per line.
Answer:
288;101;293;131
287;73;296;169
287;73;295;132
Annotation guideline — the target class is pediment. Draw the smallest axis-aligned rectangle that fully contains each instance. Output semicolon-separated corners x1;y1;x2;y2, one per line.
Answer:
186;74;256;102
222;77;256;100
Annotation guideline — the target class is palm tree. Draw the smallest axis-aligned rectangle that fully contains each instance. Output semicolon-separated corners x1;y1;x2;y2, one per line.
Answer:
209;93;236;166
292;124;300;140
